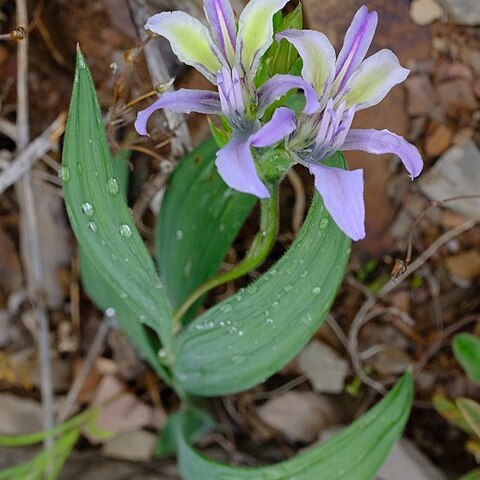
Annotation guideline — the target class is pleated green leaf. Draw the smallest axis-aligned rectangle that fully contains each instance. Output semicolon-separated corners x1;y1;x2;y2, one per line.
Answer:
174;153;351;396
62;47;173;377
80;149;130;312
156;137;256;312
177;373;413;480
453;333;480;384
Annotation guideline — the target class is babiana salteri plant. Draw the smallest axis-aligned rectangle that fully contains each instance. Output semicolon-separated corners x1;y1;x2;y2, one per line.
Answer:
61;1;422;478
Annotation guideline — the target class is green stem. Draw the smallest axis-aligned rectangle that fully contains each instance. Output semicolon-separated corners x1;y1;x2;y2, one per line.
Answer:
172;184;280;332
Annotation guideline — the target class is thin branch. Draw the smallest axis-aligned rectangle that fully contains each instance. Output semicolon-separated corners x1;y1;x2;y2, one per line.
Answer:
0;117;17;140
0;113;65;195
15;0;55;452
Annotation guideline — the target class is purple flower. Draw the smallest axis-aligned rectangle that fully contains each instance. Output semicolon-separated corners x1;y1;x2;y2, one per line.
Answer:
273;6;424;241
135;0;318;197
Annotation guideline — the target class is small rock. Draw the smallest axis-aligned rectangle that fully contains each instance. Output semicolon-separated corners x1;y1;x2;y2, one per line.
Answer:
410;0;444;25
298;340;349;394
0;394;43;434
101;430;157;462
445;250;480;280
257;391;335;443
435;61;473;82
425;123;454;157
437;79;477;116
378;438;448;479
437;0;480;25
420;140;480;220
86;375;153;444
372;345;412;377
405;75;438;116
460;46;480;76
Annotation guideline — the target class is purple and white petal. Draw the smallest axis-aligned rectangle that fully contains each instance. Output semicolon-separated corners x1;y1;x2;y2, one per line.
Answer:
236;0;290;78
257;74;320;116
217;67;246;127
340;49;410;110
135;89;222;136
309;163;365;241
250;107;296;148
277;29;336;105
146;12;225;84
334;6;378;95
215;133;270;198
342;128;423;179
204;0;237;65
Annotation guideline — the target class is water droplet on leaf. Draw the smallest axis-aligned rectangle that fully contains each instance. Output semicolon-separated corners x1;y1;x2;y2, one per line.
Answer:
312;286;322;295
58;166;70;182
107;177;119;195
81;202;94;216
87;222;97;232
119;224;132;237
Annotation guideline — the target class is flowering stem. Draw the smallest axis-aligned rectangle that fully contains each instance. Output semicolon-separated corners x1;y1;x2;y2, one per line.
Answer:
172;184;280;332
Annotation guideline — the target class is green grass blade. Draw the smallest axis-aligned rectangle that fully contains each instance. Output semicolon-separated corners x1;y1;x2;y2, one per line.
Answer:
174;153;351;396
453;333;480;384
62;47;173;375
156;137;256;314
177;373;413;480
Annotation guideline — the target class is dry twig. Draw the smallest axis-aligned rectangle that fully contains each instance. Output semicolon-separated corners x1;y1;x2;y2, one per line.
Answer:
15;0;55;451
0;113;65;195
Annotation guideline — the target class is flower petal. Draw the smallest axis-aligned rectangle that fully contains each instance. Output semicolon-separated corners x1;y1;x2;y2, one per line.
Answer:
277;29;336;104
215;133;270;198
257;74;320;116
342;128;423;179
236;0;290;78
309;163;365;241
135;89;222;135
250;107;296;147
204;0;237;65
146;11;224;84
334;6;378;94
341;49;410;110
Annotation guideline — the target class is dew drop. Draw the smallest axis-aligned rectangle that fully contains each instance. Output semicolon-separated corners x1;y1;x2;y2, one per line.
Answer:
320;218;329;229
176;230;184;241
107;177;119;195
119;224;132;237
284;285;294;292
312;286;322;295
81;202;94;216
266;318;274;325
87;221;97;233
158;349;167;359
139;315;146;323
58;166;70;182
238;330;244;336
271;301;280;309
300;270;308;278
76;162;83;175
120;292;128;299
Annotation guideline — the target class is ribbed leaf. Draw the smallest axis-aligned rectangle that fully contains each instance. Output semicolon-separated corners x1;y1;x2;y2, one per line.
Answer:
80;149;130;311
174;153;351;396
457;398;480;438
177;373;413;480
62;48;173;377
156;137;256;311
453;333;480;384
